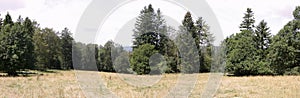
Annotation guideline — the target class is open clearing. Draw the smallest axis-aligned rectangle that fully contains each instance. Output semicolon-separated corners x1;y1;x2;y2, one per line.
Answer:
0;70;299;98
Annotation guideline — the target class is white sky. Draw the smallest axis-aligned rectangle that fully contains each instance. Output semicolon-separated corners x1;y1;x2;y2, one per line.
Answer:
0;0;300;45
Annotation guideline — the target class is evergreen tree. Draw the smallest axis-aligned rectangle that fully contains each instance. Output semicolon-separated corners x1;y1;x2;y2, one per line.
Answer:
60;27;73;69
132;4;156;49
182;12;195;33
3;13;13;26
163;27;180;73
179;12;199;73
133;4;168;51
225;8;263;75
195;17;214;72
293;6;300;20
22;17;35;70
179;12;215;73
239;8;255;31
254;20;272;59
132;4;176;74
176;26;200;73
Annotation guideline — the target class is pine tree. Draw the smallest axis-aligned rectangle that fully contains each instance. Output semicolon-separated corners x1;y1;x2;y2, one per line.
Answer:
195;17;214;72
254;20;271;59
178;12;199;73
179;12;215;73
133;4;156;49
225;8;263;75
240;8;255;31
132;4;168;51
131;4;176;74
182;12;195;33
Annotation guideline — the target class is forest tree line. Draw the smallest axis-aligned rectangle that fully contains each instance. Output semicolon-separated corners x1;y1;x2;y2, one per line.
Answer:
1;4;300;76
0;13;75;76
223;6;300;76
73;4;215;75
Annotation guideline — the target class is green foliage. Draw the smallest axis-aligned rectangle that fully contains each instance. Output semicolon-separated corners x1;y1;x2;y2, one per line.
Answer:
22;17;35;70
224;8;275;76
225;7;300;76
224;30;257;76
195;17;214;72
162;32;180;73
72;42;98;71
284;67;300;75
268;19;300;75
132;4;168;52
293;6;300;20
0;13;2;30
99;41;115;72
0;23;22;76
133;4;166;49
254;20;272;59
0;12;75;75
3;5;300;77
130;44;158;75
175;26;200;73
0;15;35;76
132;4;180;74
60;28;73;69
33;28;62;70
178;12;214;73
239;8;255;31
113;52;130;73
182;12;195;33
3;13;13;26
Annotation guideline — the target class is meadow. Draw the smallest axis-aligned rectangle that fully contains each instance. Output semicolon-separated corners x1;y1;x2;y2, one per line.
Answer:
0;70;299;98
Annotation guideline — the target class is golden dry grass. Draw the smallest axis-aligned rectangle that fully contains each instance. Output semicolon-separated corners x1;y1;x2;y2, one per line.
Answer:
0;70;85;98
0;71;300;98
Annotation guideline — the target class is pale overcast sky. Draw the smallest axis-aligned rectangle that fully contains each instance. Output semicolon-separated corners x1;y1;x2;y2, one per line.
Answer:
0;0;299;45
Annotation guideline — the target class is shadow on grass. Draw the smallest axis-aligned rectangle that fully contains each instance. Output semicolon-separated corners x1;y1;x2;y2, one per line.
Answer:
39;70;58;73
0;69;60;77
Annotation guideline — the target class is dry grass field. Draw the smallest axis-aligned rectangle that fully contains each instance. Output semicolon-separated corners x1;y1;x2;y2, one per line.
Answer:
0;70;300;98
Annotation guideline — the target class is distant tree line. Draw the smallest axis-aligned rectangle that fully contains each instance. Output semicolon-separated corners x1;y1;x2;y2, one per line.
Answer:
223;6;300;76
0;13;74;76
